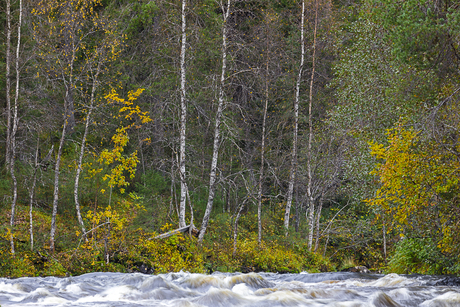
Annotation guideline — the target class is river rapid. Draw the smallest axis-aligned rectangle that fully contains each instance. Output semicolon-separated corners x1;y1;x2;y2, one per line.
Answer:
1;271;460;307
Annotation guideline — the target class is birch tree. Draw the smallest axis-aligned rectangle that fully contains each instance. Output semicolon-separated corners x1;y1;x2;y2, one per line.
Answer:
306;0;319;250
178;0;188;228
32;0;105;252
256;10;275;246
284;0;305;235
73;63;101;241
198;0;231;243
74;14;122;240
6;0;23;254
5;0;12;169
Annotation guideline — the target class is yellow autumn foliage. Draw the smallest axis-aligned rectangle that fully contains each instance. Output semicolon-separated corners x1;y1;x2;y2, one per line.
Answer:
367;126;460;254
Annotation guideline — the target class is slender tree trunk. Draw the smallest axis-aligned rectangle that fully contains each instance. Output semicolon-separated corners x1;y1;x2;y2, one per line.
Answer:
50;66;74;252
233;200;246;257
307;0;319;251
383;213;387;265
284;0;305;235
198;0;231;243
314;194;323;252
294;185;300;232
9;0;23;255
50;115;68;252
5;0;12;169
12;0;22;172
74;63;101;241
257;22;270;246
169;152;176;219
50;33;76;250
178;0;188;228
10;172;17;254
323;230;329;257
29;172;36;251
29;138;41;251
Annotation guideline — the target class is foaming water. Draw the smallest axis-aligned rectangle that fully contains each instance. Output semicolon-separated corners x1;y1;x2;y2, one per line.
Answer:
0;271;459;306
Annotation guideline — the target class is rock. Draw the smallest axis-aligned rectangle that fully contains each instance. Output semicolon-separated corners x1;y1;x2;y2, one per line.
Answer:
137;263;155;274
426;276;460;287
241;266;255;273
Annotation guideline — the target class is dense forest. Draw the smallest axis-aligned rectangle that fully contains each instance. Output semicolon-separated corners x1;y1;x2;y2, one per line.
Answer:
1;0;460;277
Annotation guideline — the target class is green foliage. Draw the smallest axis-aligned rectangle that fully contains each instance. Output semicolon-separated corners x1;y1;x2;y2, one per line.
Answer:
0;251;38;278
367;0;460;71
388;237;453;275
126;1;159;35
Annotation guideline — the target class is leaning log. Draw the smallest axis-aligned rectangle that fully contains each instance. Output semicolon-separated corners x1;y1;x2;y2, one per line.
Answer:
149;224;199;240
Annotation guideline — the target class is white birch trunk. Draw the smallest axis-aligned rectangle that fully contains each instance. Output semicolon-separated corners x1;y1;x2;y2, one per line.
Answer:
5;0;12;169
9;0;23;255
10;173;17;254
233;199;246;257
307;0;319;251
198;0;231;244
74;64;100;241
29;139;40;251
284;0;305;235
50;113;68;252
50;52;74;251
178;0;188;228
314;194;323;252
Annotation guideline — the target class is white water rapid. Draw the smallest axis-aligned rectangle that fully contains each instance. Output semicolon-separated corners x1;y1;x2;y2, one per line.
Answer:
1;271;459;306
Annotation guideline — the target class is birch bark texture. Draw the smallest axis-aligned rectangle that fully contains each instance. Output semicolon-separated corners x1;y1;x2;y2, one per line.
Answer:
8;0;23;254
5;0;12;169
74;63;102;241
284;0;305;235
50;87;72;252
198;0;231;243
307;0;319;251
178;0;188;228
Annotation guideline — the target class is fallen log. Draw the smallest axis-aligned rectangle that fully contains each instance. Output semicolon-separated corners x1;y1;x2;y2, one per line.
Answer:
149;224;199;240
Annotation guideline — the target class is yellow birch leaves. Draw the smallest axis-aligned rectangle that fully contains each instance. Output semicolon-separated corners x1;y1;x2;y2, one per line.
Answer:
96;88;151;194
367;125;460;252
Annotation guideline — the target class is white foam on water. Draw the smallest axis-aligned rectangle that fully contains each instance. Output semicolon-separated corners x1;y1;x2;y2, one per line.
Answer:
39;295;69;305
179;272;268;291
328;301;366;307
420;291;460;307
232;283;253;296
140;275;173;292
64;283;83;294
0;281;27;294
171;299;207;307
1;273;460;307
263;289;310;305
75;284;139;303
180;274;224;289
103;285;138;300
194;286;250;307
370;273;418;287
388;287;411;300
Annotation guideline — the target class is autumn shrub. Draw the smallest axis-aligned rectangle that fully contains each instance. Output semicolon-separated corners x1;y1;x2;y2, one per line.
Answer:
119;231;205;273
0;250;37;278
388;237;453;275
204;226;334;273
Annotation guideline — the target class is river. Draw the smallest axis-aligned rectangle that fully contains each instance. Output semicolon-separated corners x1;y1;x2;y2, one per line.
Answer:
1;271;459;306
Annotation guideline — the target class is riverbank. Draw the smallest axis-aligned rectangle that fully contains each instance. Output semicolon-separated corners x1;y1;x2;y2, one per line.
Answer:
0;203;340;278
